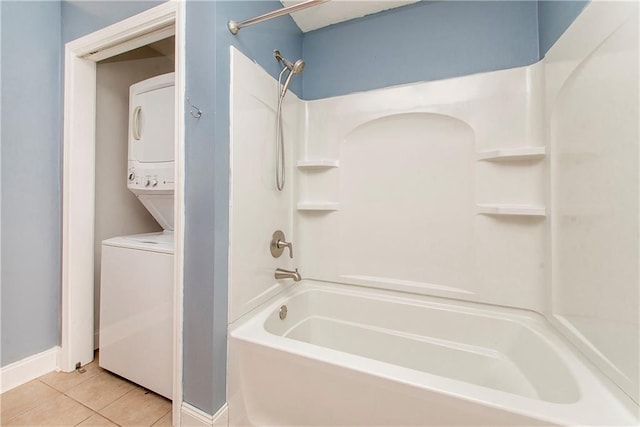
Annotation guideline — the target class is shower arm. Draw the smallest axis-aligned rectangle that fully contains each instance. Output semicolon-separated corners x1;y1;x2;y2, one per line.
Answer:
228;0;329;35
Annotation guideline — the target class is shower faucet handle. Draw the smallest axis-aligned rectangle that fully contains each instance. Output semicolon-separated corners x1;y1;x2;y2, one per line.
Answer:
270;230;293;258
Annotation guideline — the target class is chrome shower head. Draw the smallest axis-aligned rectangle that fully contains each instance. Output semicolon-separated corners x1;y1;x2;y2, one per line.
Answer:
274;50;305;98
274;50;305;74
291;59;305;74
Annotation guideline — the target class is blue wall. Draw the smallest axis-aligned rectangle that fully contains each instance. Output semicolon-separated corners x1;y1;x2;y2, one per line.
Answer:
0;0;166;366
0;0;165;365
1;1;62;366
182;1;301;413
538;0;590;56
61;1;164;43
302;1;540;100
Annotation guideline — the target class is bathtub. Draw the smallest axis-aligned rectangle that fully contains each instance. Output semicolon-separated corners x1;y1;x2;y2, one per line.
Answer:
228;281;638;426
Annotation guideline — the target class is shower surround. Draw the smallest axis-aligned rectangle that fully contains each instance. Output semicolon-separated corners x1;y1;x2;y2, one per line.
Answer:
227;2;638;425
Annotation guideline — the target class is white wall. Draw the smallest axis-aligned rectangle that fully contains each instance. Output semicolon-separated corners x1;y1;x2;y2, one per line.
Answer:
228;47;300;324
545;1;639;403
94;54;174;345
296;65;547;312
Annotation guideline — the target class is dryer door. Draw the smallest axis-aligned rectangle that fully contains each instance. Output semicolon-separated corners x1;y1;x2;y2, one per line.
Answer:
130;85;175;163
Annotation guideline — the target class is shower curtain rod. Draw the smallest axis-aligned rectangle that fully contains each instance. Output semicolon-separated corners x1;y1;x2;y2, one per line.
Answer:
228;0;329;35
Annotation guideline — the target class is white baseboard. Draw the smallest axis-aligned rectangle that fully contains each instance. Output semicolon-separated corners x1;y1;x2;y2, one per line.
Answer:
181;402;228;427
211;404;229;427
0;346;60;393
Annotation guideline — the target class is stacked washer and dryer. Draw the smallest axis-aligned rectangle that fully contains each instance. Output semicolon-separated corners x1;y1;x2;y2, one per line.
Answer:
99;72;175;399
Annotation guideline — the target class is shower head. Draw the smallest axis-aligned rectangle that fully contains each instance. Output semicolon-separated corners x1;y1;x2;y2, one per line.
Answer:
274;50;305;98
290;59;305;74
274;50;305;74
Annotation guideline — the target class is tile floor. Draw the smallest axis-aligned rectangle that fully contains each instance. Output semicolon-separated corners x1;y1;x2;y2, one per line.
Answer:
0;353;172;426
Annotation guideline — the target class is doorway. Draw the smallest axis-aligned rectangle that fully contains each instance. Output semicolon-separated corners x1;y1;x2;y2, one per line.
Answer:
61;2;184;424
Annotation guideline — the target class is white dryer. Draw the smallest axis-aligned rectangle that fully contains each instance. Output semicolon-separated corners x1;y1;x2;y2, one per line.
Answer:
127;71;175;230
99;72;175;399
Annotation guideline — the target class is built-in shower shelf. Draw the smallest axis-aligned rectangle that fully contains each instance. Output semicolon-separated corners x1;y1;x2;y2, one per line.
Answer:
476;204;546;217
297;202;340;211
297;159;340;170
476;147;545;161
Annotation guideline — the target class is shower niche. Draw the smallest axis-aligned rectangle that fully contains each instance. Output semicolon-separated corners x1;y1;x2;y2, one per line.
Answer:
296;165;340;211
476;145;546;217
296;159;339;210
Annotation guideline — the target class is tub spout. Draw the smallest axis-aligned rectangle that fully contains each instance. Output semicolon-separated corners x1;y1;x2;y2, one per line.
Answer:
275;268;302;282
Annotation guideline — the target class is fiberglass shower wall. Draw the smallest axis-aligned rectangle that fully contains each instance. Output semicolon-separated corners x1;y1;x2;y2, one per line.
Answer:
294;63;547;311
545;1;639;404
228;47;301;323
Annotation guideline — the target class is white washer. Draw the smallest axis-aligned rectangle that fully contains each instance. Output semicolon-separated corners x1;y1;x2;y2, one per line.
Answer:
99;232;173;399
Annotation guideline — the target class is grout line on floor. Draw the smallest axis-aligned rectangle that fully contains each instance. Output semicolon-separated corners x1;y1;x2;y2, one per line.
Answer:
1;380;62;425
72;410;97;427
97;386;147;426
2;363;167;427
151;408;172;427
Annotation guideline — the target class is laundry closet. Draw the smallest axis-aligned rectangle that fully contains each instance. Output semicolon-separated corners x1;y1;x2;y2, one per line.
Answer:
93;36;175;399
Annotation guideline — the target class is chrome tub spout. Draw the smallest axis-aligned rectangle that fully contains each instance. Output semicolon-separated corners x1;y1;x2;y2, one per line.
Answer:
275;268;302;282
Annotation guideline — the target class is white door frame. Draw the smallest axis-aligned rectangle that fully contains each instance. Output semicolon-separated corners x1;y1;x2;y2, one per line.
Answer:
61;1;185;423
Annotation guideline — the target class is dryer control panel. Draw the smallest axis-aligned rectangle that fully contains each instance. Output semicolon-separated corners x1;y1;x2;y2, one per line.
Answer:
127;161;174;192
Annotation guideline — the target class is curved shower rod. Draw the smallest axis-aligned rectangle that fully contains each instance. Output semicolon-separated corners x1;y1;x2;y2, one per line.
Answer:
228;0;329;35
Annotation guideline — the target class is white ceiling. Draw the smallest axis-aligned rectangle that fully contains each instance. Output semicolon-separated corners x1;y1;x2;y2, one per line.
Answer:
281;0;421;33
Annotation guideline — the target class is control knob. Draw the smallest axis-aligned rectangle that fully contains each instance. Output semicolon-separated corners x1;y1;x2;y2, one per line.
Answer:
151;179;158;187
145;179;151;187
128;172;135;181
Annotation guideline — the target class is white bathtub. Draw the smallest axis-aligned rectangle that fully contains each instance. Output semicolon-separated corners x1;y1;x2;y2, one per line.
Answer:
228;282;638;426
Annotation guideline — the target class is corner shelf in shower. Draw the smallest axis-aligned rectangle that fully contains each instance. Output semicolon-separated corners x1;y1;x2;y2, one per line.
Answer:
296;159;339;170
476;147;545;161
297;202;340;211
476;204;546;217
